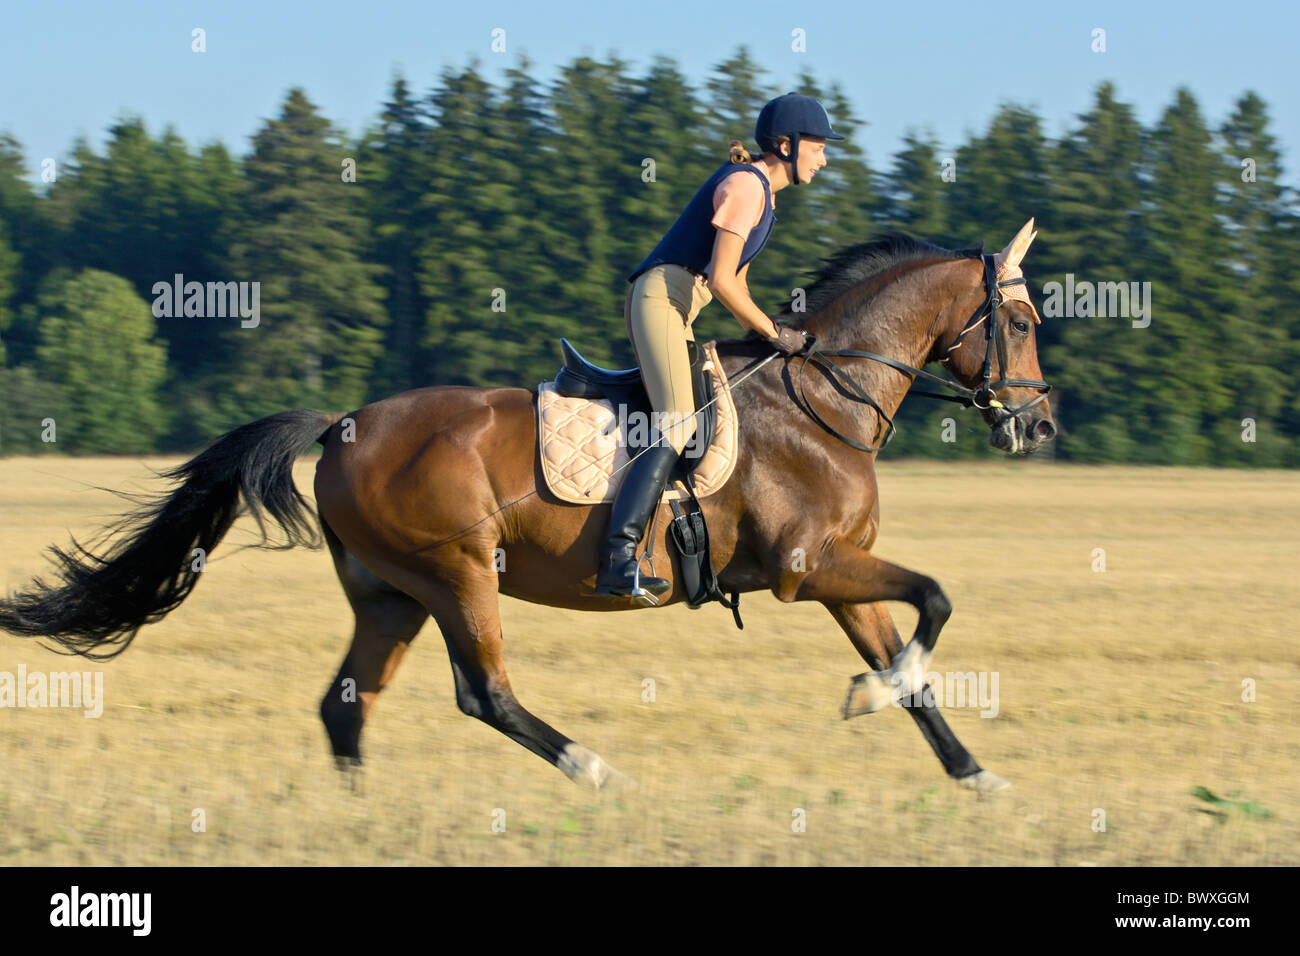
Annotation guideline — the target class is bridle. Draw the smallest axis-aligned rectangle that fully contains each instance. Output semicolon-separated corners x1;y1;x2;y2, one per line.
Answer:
792;253;1052;453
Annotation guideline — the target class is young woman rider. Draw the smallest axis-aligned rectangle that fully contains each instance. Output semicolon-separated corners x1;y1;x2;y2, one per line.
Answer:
595;92;845;599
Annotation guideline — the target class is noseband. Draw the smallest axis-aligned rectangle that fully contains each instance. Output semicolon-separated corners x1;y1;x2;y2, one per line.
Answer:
793;253;1052;453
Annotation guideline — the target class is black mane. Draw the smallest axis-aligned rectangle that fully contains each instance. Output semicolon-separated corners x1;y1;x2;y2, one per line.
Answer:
757;232;982;336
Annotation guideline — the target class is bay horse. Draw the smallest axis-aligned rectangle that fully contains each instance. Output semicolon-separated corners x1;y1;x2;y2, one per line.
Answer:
0;221;1056;794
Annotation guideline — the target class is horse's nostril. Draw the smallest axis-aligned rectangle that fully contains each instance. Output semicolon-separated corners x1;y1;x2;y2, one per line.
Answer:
1033;419;1056;441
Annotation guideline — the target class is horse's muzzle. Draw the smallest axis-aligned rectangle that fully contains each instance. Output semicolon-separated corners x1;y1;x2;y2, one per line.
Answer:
989;413;1056;455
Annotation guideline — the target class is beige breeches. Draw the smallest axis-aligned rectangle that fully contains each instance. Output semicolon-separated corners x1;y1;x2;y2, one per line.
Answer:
623;264;714;455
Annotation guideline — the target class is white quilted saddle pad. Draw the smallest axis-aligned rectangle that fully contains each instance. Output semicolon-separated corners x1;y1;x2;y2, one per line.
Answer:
536;340;739;504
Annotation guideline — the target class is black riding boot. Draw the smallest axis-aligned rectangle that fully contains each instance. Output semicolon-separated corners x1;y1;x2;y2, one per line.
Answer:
594;442;681;599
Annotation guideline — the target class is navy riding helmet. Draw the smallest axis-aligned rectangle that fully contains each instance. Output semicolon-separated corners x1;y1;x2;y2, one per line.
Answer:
754;93;845;186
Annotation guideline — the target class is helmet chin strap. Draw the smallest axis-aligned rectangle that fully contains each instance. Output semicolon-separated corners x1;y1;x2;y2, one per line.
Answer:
786;132;802;187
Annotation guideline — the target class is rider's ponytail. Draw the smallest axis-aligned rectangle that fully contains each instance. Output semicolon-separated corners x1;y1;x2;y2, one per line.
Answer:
728;140;753;164
731;135;790;164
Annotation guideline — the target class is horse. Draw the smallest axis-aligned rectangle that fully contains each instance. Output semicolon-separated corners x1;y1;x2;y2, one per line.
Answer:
0;221;1056;794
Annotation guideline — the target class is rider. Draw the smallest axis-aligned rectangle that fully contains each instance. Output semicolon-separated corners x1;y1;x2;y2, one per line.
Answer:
595;92;844;599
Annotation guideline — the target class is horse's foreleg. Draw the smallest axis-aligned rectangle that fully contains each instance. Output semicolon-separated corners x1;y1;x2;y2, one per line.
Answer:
421;569;637;792
825;602;1006;790
826;599;905;670
824;600;906;716
794;542;949;703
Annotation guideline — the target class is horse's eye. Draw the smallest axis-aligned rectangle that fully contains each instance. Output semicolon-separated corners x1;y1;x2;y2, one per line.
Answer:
1012;320;1030;334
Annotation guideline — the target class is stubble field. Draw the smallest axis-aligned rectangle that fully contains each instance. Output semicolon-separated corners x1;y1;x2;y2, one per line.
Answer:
0;456;1295;865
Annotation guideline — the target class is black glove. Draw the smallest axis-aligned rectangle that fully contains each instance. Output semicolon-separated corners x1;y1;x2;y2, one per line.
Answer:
769;326;808;355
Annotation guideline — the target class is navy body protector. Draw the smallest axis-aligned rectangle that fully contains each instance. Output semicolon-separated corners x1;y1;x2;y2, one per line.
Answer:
627;161;775;283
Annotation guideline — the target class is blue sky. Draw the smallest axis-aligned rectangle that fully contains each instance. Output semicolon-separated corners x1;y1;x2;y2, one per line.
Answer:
2;0;1296;184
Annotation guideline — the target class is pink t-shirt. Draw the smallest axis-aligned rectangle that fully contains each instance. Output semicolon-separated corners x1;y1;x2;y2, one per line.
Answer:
710;164;773;238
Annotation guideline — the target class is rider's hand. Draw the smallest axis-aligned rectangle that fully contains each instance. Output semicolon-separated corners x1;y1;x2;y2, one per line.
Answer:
769;326;808;355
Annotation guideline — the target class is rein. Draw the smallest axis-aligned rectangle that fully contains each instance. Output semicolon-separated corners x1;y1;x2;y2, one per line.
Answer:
791;253;1051;453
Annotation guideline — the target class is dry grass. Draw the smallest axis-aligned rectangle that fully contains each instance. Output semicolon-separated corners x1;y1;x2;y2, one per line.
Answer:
1;455;1296;865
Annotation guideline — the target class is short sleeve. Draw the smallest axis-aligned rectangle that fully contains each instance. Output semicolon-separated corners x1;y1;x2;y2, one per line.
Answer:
710;170;766;238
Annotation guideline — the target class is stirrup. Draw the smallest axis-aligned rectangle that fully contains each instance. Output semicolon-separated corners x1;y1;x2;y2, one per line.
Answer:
628;490;670;606
629;553;661;607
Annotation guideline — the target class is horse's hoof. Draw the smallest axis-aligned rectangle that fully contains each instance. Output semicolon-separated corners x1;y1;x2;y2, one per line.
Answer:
333;755;364;795
956;770;1011;793
843;672;892;718
558;743;637;792
599;767;639;794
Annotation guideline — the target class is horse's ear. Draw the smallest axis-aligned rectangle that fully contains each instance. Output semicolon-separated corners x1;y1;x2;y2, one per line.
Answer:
994;217;1037;270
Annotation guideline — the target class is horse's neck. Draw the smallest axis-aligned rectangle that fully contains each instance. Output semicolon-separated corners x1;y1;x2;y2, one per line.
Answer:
794;276;944;436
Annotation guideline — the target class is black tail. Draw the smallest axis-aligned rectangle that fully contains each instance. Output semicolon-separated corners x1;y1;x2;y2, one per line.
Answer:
0;409;341;659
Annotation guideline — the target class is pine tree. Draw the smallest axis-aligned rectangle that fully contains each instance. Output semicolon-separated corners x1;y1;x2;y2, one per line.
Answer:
1272;193;1300;462
1216;91;1295;464
1138;87;1240;464
882;130;950;239
948;104;1051;247
361;74;434;397
1040;83;1146;461
487;55;585;386
0;216;15;364
816;82;880;256
418;62;526;385
511;55;630;373
211;88;387;428
0;133;52;318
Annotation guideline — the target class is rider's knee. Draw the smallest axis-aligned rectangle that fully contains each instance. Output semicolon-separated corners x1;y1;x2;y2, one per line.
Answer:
656;411;697;456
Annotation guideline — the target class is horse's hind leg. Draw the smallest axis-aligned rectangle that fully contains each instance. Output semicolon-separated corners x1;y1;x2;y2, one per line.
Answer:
320;523;428;770
826;601;1008;792
420;567;636;792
